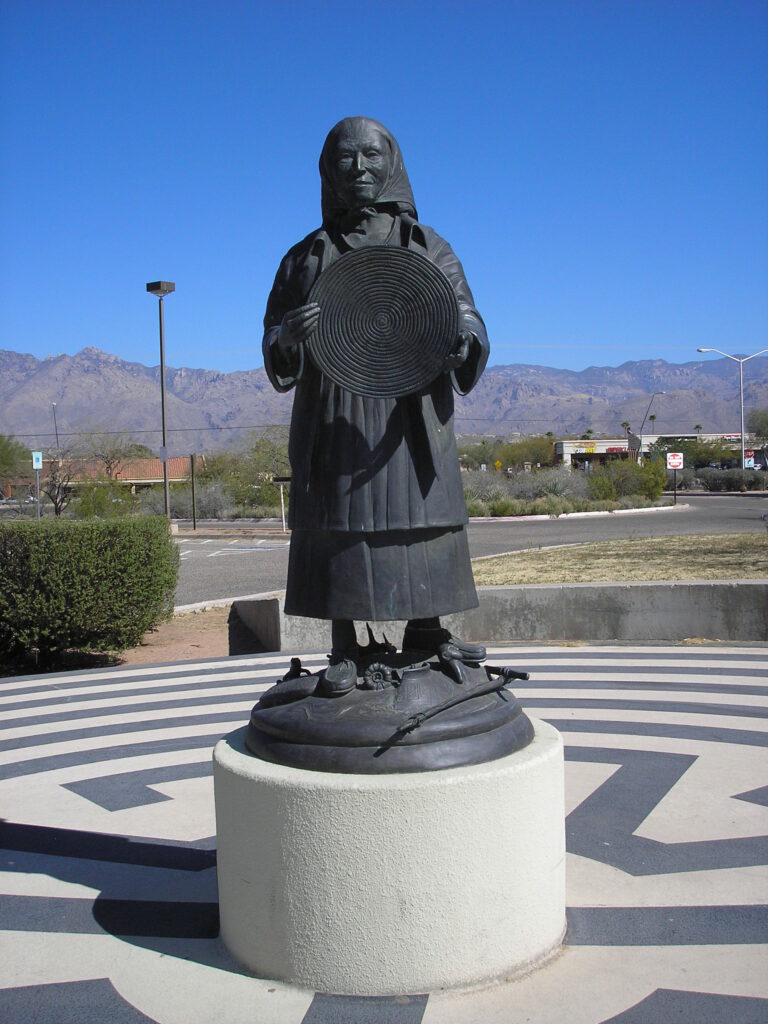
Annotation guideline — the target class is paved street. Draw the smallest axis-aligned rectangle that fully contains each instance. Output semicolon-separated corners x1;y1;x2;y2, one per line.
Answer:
1;644;766;1022
175;493;768;606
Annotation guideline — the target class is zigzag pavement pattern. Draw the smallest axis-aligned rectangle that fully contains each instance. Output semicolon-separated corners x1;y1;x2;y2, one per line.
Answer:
0;645;766;1024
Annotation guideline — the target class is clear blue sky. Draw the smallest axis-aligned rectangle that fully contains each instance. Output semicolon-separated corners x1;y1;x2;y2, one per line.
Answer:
1;0;766;373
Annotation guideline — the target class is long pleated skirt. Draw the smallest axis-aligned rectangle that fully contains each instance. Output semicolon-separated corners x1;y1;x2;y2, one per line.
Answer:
284;525;478;621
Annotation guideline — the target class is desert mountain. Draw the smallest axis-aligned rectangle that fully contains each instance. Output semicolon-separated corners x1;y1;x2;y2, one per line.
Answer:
1;347;766;455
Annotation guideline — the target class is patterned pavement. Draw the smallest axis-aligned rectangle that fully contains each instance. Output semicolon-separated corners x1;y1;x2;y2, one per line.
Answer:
1;645;766;1023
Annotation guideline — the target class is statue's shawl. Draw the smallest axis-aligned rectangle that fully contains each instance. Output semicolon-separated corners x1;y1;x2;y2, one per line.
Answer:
319;116;417;229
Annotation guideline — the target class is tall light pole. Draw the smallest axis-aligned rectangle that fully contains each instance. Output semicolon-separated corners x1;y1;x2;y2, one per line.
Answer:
51;402;59;448
697;347;768;469
146;281;175;516
638;391;665;460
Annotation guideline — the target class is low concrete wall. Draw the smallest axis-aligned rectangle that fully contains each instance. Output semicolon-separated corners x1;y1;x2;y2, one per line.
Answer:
229;581;768;653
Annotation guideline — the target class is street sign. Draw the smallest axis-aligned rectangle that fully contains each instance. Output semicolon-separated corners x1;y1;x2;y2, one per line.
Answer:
31;451;43;470
666;452;684;470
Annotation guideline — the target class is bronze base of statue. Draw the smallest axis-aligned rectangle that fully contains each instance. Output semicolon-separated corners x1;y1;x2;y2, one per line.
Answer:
245;640;534;774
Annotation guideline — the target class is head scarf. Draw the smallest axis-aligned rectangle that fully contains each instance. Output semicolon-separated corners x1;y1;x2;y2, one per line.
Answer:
319;117;417;229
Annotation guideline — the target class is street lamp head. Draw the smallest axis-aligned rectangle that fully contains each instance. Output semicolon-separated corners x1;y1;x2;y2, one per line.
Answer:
697;348;711;353
146;281;175;297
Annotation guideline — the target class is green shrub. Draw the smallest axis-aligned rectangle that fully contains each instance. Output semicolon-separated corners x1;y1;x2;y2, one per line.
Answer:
465;498;490;517
697;468;768;492
489;497;523;516
73;480;136;518
0;517;179;662
587;459;665;501
587;472;617;501
523;495;568;516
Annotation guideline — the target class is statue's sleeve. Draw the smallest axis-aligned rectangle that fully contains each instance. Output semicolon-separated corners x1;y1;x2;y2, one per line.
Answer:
262;251;305;393
430;235;489;396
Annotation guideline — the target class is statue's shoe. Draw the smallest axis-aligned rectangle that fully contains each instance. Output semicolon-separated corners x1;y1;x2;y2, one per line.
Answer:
320;655;358;696
401;626;486;663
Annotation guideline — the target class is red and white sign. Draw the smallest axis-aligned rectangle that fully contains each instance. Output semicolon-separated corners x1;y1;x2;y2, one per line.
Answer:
666;452;684;470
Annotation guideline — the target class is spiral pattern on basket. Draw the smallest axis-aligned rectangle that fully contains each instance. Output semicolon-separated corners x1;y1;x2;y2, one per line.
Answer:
307;246;459;398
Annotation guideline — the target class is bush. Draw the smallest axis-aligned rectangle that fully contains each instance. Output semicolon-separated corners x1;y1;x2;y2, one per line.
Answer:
464;498;490;517
697;468;768;492
487;496;522;516
72;480;136;518
587;473;617;501
463;466;588;504
665;467;696;491
0;517;179;662
137;481;236;519
587;459;665;502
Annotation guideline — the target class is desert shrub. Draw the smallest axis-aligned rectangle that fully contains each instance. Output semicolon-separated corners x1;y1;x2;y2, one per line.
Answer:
587;459;665;501
464;498;490;517
72;480;136;518
462;472;509;503
488;496;524;517
697;468;767;492
0;517;179;662
137;482;235;519
589;499;620;512
464;466;588;503
525;495;571;516
587;472;617;501
665;467;696;491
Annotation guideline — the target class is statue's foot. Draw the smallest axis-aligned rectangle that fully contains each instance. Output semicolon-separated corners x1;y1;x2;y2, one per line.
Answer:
402;625;486;663
320;653;358;697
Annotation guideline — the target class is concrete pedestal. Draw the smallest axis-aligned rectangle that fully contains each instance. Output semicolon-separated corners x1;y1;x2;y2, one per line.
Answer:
213;720;565;995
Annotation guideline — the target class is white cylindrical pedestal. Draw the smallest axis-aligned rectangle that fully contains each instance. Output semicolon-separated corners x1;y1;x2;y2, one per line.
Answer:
213;720;564;995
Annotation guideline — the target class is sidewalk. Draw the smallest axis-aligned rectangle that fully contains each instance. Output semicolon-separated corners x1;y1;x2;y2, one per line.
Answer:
0;644;766;1022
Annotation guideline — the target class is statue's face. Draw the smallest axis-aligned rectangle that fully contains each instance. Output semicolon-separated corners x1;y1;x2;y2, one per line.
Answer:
330;124;390;207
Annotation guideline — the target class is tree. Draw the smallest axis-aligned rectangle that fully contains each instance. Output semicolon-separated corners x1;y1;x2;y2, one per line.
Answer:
200;429;291;509
497;436;555;468
0;434;26;490
42;447;78;516
75;426;154;479
621;421;631;435
694;423;703;438
746;407;768;441
647;435;735;470
747;408;768;468
648;414;656;431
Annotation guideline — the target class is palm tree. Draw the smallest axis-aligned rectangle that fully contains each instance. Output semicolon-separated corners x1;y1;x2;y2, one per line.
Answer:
648;414;656;432
695;423;702;439
621;421;630;436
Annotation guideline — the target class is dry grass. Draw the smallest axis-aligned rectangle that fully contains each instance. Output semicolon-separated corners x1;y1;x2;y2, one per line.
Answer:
471;533;768;586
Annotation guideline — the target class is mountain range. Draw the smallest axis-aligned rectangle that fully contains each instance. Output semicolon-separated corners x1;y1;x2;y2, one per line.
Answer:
1;347;766;455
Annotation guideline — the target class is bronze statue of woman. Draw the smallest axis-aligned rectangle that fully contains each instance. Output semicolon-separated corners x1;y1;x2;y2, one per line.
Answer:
262;116;490;693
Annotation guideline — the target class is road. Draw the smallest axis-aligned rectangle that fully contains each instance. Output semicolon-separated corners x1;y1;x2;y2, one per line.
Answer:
174;493;768;606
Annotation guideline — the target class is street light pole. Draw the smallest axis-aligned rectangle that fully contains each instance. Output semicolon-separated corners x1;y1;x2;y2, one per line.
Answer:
146;281;176;517
51;399;59;448
697;347;768;468
638;391;665;460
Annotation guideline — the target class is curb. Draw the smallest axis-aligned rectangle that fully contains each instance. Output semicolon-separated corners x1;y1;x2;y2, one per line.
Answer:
469;503;687;523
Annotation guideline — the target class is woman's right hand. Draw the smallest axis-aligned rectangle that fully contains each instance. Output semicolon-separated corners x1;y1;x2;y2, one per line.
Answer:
278;303;320;350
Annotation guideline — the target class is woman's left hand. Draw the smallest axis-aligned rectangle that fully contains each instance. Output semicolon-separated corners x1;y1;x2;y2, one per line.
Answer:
442;331;471;372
